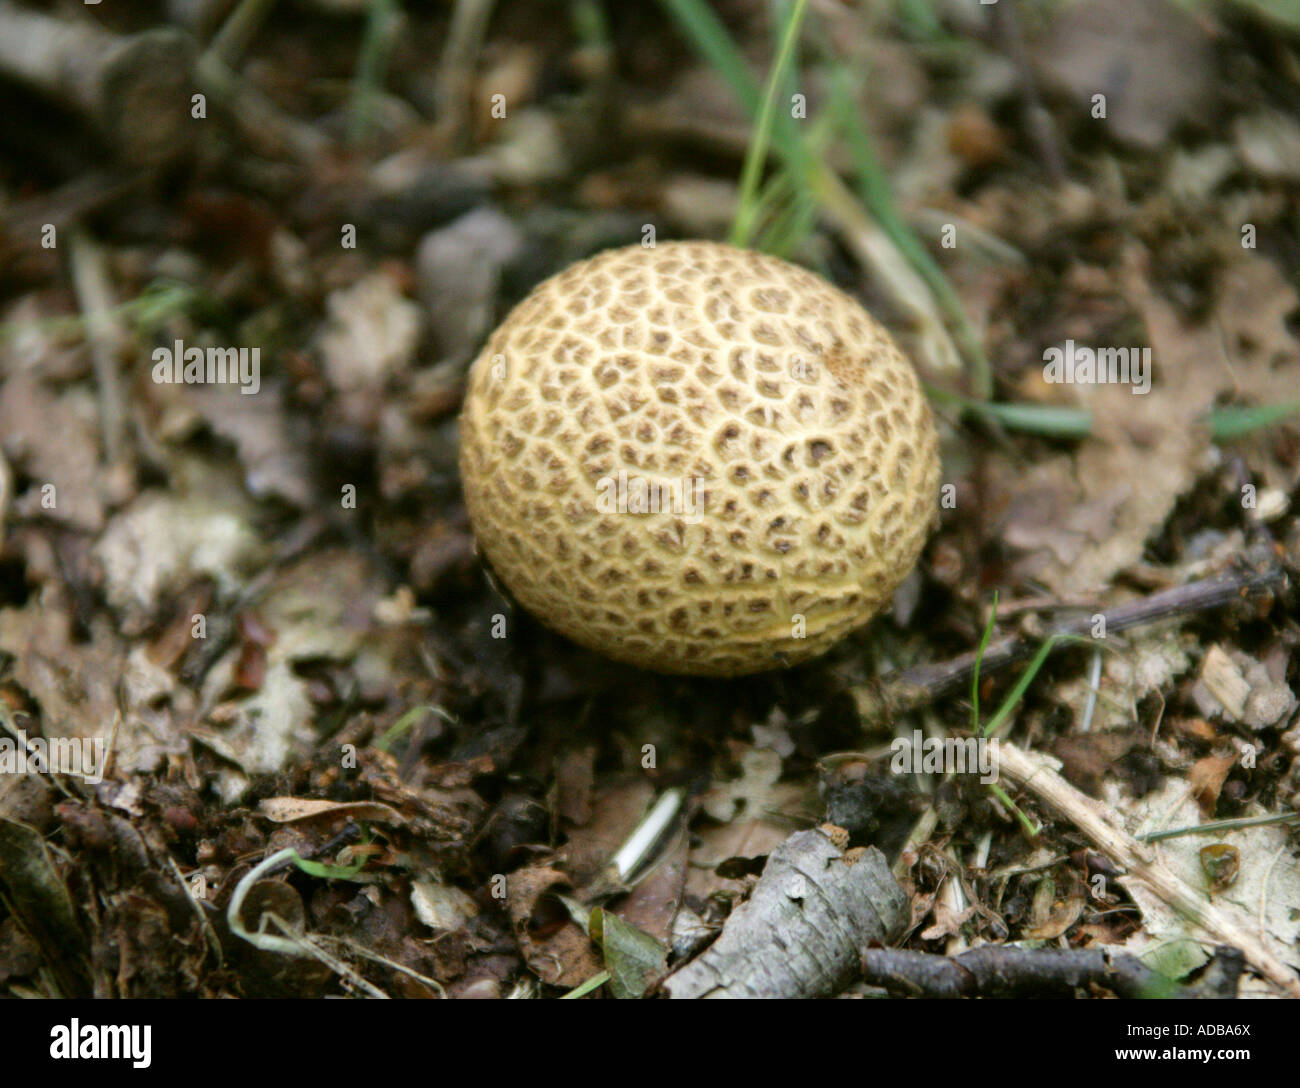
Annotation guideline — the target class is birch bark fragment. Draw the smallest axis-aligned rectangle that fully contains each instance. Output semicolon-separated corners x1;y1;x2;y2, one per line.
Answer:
663;827;908;999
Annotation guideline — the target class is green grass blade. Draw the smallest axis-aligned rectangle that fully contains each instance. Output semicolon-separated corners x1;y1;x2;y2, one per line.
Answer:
562;970;611;998
732;0;809;248
929;385;1300;442
988;781;1041;837
971;401;1094;438
1209;399;1300;439
348;0;401;146
984;633;1097;740
376;704;456;752
292;853;368;880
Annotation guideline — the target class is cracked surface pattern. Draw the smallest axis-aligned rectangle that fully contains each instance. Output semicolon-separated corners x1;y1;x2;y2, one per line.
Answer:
458;241;941;675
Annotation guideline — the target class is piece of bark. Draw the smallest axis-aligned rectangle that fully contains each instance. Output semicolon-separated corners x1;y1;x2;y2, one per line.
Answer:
0;2;195;166
662;828;908;999
861;944;1244;999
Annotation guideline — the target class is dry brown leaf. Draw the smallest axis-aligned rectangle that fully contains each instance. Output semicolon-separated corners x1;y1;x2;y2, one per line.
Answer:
0;373;105;531
1023;875;1088;941
614;830;688;946
698;746;807;826
176;384;314;507
320;271;422;391
202;549;387;796
920;900;975;941
560;778;654;888
258;797;406;826
505;866;601;988
94;459;265;626
1033;0;1217;150
998;247;1299;596
1187;753;1237;813
1051;732;1138;797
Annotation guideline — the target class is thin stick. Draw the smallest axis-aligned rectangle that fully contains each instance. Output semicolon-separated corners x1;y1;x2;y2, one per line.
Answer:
433;0;498;152
0;447;9;549
730;0;810;248
68;230;127;467
856;544;1288;726
195;52;328;164
1139;811;1300;843
997;741;1300;998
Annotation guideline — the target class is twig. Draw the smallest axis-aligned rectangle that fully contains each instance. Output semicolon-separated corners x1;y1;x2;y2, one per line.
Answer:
861;943;1244;998
0;2;196;166
433;0;498;152
1079;647;1103;733
1139;811;1300;843
67;230;128;468
195;51;329;164
0;172;148;287
856;544;1289;726
892;805;938;882
997;741;1300;998
163;854;224;968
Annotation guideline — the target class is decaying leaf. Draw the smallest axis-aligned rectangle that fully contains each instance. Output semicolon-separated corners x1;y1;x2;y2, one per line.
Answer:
0;816;89;997
1111;777;1300;980
590;907;667;999
1033;0;1217;150
259;797;406;826
505;866;602;989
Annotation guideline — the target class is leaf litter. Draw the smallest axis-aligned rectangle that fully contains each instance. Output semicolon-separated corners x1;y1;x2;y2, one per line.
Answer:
0;0;1298;1001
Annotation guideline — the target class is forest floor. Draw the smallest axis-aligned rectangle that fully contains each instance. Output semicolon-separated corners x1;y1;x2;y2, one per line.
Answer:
1;0;1299;998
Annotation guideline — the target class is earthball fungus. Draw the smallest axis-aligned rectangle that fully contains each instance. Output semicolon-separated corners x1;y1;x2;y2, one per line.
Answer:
458;240;941;676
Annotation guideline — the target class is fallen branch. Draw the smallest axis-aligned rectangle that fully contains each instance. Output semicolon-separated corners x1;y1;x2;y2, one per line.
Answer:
662;827;907;999
997;741;1300;998
856;543;1289;727
861;943;1244;999
0;172;148;288
195;50;329;165
0;2;195;166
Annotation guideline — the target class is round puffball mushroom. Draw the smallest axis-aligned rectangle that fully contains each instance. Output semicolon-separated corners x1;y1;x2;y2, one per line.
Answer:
458;240;941;676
